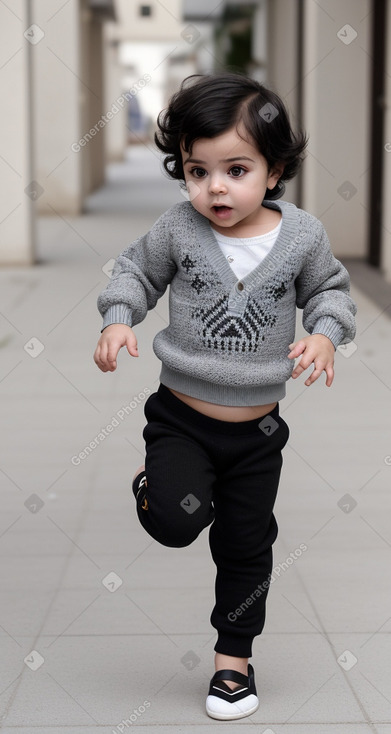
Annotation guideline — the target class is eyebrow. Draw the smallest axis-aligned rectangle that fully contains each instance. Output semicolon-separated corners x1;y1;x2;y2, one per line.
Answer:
183;156;255;165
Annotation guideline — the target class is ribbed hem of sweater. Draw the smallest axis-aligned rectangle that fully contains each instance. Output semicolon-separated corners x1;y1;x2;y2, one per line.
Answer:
101;304;133;331
311;316;345;350
160;365;286;407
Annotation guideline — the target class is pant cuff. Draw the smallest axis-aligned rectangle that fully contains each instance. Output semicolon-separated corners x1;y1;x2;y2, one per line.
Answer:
214;633;253;658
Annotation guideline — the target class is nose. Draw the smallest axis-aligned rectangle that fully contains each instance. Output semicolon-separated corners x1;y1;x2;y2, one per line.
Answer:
208;171;227;195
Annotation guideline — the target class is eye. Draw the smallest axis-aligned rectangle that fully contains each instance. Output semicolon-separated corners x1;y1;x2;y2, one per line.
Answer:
229;165;246;178
190;167;207;178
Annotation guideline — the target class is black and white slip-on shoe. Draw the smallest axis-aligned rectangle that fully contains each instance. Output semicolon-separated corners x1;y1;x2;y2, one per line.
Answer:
132;472;147;499
206;664;259;720
132;472;148;509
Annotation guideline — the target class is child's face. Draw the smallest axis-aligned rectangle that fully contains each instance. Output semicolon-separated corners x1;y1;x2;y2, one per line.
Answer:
181;125;283;235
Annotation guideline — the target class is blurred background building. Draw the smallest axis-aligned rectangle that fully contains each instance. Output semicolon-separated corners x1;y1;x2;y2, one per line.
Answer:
1;0;391;282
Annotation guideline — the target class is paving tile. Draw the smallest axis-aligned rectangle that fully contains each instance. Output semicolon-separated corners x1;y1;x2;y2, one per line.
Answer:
327;632;391;726
36;585;214;638
0;634;371;728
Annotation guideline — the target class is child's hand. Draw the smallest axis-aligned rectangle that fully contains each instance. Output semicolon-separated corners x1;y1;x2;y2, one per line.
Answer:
287;334;335;387
93;324;138;372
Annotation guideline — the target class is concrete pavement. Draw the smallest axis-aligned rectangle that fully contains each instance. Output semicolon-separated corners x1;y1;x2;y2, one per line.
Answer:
0;144;390;733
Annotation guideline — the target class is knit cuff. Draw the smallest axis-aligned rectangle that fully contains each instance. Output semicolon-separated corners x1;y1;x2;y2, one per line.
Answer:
101;304;133;332
214;632;254;658
311;316;345;350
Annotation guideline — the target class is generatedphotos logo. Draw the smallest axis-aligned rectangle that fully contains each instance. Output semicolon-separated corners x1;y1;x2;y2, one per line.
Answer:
71;388;151;465
71;74;152;153
228;544;308;622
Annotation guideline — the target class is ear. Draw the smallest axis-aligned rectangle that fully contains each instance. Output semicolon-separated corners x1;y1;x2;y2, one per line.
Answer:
267;163;285;188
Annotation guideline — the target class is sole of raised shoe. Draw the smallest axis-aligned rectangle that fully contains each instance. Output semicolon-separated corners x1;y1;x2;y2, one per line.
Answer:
206;693;259;720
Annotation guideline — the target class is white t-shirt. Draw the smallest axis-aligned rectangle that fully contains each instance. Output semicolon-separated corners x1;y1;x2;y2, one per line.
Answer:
212;220;282;280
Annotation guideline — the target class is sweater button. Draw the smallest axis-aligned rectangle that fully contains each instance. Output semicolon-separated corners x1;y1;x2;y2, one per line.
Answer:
237;282;244;291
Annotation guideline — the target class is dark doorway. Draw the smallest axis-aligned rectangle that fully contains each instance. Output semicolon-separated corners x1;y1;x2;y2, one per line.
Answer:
368;0;387;269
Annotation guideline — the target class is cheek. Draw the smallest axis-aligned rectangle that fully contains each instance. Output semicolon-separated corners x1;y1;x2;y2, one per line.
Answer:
186;183;207;210
187;178;208;201
184;177;201;198
234;185;258;202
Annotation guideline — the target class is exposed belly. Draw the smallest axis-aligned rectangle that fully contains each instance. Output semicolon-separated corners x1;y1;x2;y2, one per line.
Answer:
167;388;277;422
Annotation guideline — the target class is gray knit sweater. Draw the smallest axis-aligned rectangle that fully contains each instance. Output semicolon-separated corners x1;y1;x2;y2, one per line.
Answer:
97;199;357;406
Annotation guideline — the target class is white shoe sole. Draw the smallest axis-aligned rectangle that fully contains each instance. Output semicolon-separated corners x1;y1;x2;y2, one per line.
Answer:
206;693;259;720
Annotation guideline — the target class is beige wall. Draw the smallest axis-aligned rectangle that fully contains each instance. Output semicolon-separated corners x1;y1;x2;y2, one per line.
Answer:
381;0;391;282
79;3;105;202
267;0;301;206
0;0;35;264
106;0;183;42
32;0;108;216
33;0;83;216
301;0;371;258
103;35;127;163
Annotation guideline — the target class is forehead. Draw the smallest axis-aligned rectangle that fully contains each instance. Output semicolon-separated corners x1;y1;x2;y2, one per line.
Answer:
181;125;259;160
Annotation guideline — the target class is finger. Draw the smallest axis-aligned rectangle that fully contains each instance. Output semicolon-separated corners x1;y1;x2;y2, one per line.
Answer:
94;346;109;373
105;340;119;369
304;365;324;386
292;359;309;377
325;364;334;387
93;345;103;368
126;338;139;357
291;365;302;378
289;341;305;355
96;342;114;371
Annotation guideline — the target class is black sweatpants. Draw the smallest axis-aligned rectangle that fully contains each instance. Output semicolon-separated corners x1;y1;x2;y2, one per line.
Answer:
133;383;290;659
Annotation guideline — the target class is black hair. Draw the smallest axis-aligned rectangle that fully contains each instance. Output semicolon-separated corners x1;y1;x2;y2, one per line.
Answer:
154;72;308;199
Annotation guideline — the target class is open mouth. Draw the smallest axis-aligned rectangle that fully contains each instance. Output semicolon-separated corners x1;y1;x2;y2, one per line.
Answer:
212;205;232;218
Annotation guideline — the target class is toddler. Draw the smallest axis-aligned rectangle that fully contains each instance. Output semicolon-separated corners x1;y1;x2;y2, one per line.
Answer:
94;72;357;721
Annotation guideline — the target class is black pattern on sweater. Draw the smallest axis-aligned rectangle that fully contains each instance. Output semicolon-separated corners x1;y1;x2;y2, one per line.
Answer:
191;297;276;353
